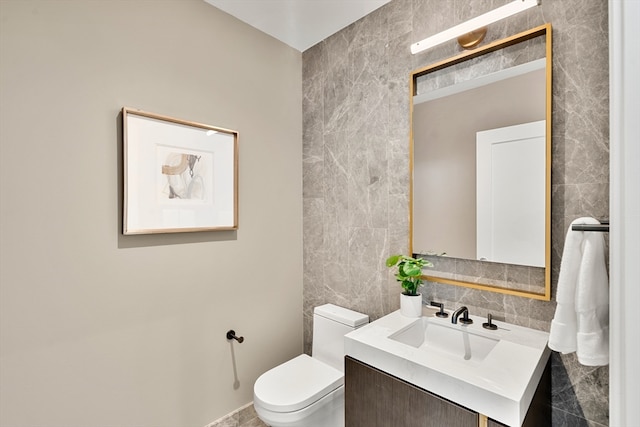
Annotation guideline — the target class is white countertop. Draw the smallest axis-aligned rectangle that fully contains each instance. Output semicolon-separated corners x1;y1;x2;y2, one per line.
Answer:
344;309;550;426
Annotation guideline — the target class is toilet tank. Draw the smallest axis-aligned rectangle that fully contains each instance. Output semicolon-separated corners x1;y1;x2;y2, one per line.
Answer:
312;304;369;372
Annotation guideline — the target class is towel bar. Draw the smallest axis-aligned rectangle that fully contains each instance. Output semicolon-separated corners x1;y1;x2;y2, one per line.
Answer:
571;220;609;232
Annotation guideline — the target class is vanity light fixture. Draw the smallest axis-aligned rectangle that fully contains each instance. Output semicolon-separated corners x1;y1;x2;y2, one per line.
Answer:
410;0;541;54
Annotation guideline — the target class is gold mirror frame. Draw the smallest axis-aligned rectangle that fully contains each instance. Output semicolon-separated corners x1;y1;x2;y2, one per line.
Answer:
409;24;552;301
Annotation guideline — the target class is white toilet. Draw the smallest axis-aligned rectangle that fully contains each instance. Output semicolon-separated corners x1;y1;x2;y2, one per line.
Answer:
253;304;369;427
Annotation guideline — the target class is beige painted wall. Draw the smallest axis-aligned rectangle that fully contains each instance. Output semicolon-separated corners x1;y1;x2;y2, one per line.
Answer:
0;1;302;426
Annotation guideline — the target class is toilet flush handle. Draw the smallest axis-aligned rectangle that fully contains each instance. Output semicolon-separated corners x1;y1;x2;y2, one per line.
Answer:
226;330;244;343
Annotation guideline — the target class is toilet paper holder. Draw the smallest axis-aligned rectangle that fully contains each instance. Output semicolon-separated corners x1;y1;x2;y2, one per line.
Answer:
226;330;244;343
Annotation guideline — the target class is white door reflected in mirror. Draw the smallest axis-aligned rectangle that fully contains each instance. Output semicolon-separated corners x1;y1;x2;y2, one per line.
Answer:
476;120;546;267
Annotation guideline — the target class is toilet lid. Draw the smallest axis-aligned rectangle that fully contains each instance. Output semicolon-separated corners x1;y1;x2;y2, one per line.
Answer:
254;354;343;413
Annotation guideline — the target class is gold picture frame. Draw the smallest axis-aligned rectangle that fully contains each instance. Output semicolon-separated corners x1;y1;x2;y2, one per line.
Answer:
122;107;238;234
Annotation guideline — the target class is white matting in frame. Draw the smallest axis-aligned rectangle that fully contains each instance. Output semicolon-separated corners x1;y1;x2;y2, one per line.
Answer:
123;107;238;234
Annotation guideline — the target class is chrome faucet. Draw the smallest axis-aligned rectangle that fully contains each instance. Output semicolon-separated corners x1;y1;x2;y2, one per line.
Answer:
451;306;473;325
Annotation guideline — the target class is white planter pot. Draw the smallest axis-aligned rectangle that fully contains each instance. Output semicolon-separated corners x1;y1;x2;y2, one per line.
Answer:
400;293;422;317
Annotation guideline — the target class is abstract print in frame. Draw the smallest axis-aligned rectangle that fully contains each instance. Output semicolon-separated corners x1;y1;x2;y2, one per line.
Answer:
122;107;238;234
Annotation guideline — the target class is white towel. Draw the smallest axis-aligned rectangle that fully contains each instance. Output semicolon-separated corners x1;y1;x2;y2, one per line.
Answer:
548;217;609;366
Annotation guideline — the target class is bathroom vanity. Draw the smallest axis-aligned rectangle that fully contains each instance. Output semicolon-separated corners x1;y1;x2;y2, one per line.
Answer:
344;310;551;427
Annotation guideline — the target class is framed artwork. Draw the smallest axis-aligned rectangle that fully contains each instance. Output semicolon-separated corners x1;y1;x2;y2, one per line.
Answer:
122;107;238;234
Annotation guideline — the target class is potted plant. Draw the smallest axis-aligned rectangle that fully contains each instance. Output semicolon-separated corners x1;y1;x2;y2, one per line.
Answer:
386;254;433;317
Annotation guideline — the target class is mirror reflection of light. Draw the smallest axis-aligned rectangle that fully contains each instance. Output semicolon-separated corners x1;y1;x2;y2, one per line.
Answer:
206;130;218;136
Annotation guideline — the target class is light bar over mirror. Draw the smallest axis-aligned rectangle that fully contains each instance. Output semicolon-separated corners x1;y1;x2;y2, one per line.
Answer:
411;0;541;54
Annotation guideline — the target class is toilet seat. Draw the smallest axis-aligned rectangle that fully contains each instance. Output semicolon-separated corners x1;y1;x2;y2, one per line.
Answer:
254;354;343;413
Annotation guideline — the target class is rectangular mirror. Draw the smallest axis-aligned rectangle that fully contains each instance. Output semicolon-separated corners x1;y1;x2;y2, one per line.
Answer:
410;24;551;300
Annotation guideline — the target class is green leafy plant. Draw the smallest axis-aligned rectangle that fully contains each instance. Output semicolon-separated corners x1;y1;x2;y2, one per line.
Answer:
385;254;433;296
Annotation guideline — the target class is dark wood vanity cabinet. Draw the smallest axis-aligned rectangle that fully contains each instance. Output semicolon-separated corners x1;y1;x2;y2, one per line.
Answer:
345;356;477;427
345;356;551;427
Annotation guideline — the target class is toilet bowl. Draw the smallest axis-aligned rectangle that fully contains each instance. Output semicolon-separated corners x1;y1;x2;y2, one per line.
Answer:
253;304;369;427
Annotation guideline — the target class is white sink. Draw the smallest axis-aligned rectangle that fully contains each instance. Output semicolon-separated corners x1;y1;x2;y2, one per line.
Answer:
344;309;550;427
389;317;499;363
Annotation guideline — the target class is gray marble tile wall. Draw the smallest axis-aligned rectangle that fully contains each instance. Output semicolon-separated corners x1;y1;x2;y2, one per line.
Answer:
302;0;609;426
